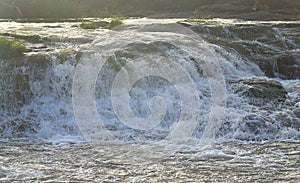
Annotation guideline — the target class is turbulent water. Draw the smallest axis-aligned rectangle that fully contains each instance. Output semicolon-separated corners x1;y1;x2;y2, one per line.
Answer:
0;18;299;182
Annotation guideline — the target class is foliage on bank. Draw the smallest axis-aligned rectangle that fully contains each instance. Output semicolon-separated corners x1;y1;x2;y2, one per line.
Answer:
0;0;298;20
0;0;255;19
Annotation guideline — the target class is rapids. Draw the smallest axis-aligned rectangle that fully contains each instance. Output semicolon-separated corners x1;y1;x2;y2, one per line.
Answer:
0;18;299;182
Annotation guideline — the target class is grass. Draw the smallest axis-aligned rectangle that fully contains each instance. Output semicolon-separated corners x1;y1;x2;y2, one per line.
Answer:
0;37;29;59
80;22;97;29
108;18;123;29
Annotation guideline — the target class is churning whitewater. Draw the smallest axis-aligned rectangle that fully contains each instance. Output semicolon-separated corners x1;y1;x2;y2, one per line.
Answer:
0;18;299;182
0;19;299;142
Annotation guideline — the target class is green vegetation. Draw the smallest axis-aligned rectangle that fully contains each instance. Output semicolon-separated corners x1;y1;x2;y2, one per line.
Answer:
0;0;256;19
80;22;97;29
254;4;270;12
0;0;82;18
108;18;123;29
1;0;296;20
254;0;297;11
57;48;78;62
46;35;60;42
91;9;112;18
0;37;29;59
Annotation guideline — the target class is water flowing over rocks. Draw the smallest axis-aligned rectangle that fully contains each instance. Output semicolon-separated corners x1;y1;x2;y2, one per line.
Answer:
185;21;300;80
0;16;299;182
0;18;299;142
232;78;287;106
0;118;40;138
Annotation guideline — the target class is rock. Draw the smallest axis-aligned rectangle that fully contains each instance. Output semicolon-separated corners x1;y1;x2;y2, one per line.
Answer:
0;167;8;178
282;117;300;130
0;118;40;138
276;54;300;80
294;102;300;118
233;78;287;106
189;21;300;80
294;109;300;118
43;25;63;28
95;21;109;28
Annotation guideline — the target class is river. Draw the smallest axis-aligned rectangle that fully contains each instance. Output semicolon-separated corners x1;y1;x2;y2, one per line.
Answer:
0;18;299;182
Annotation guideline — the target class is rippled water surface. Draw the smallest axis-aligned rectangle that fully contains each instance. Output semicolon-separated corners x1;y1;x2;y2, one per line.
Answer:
0;141;299;182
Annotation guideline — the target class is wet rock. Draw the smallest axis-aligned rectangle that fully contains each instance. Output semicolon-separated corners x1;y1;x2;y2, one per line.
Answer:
95;21;109;28
294;102;300;118
0;168;8;178
294;109;300;118
276;54;300;80
43;25;63;28
70;24;79;28
0;118;40;138
233;78;287;106
282;117;300;130
189;21;300;80
0;57;34;113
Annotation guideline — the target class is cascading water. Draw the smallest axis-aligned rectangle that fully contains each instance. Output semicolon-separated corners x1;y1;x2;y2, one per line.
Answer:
0;19;299;143
0;18;299;182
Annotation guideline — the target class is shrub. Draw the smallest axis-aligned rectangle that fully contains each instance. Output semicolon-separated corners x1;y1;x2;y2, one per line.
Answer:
57;47;78;62
0;37;28;58
108;18;123;29
80;22;97;29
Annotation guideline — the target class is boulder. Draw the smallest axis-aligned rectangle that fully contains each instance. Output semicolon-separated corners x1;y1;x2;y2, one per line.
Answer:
282;117;300;130
294;102;300;118
276;54;300;80
233;78;287;106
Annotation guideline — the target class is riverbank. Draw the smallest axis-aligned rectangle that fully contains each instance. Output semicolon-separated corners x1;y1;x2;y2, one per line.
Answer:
0;0;299;21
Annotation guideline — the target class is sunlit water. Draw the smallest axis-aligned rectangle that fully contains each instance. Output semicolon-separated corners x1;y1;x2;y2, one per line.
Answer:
0;140;299;182
0;18;299;182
